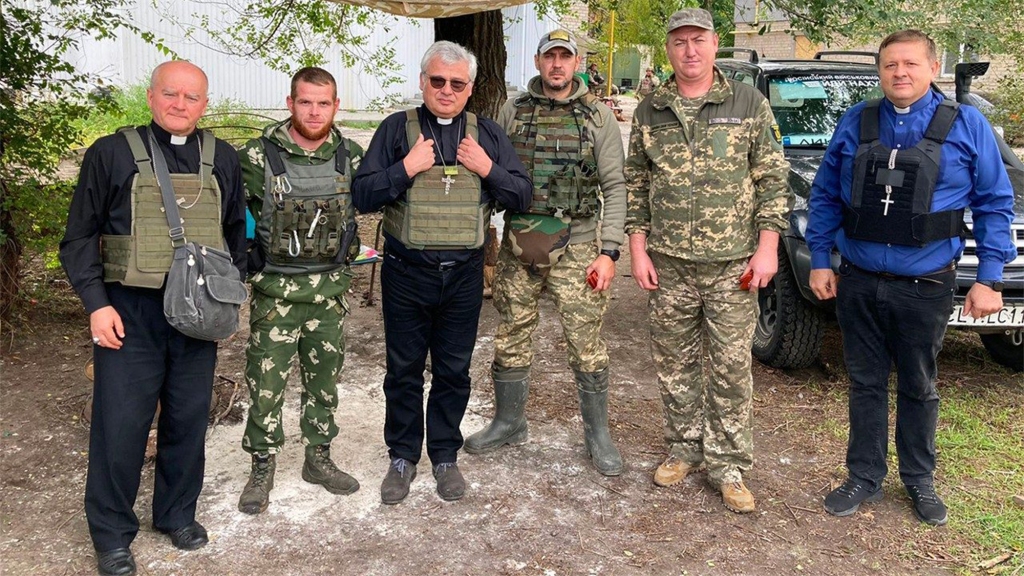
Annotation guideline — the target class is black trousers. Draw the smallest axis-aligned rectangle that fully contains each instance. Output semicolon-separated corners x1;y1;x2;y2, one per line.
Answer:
835;261;956;491
86;283;216;552
380;252;483;465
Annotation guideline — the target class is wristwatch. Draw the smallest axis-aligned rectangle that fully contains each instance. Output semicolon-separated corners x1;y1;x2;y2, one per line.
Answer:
977;280;1005;292
600;249;620;262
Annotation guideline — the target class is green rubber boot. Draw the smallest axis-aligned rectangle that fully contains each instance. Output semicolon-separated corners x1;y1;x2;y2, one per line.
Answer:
463;364;530;454
575;368;624;476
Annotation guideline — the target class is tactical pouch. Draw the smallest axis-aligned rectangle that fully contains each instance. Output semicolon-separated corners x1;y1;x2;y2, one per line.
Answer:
270;197;346;261
549;162;599;219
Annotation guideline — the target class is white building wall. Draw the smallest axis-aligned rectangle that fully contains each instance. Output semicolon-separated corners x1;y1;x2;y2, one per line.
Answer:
62;1;569;109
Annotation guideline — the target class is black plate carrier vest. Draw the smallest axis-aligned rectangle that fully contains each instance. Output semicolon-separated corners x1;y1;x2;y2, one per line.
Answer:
844;98;965;247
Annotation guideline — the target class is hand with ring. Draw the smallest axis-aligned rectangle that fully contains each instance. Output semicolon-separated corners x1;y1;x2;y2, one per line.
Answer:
89;306;125;350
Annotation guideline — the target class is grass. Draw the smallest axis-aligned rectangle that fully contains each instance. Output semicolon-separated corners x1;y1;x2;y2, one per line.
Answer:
809;350;1024;570
339;120;381;131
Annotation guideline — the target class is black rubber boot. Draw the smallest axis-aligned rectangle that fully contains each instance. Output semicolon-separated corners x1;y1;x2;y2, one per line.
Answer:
575;368;624;476
463;364;530;454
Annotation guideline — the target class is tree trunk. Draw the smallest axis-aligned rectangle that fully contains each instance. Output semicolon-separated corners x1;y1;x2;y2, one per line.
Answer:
0;175;22;323
434;11;507;120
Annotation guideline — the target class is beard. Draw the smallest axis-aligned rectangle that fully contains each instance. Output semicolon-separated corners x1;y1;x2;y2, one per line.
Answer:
542;73;572;93
291;115;333;142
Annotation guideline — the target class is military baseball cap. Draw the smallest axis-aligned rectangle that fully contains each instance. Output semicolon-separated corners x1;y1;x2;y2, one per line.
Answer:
538;29;578;55
666;8;715;34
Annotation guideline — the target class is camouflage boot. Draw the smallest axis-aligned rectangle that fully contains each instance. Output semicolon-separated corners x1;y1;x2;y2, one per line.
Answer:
302;445;360;495
238;452;276;515
575;368;624;476
463;364;530;454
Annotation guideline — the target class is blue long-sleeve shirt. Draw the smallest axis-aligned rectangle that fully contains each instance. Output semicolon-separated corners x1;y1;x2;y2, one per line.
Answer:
806;90;1015;280
352;106;531;266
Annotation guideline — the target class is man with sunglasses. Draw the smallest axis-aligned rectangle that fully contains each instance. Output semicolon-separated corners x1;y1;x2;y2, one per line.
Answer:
353;41;531;505
464;29;628;477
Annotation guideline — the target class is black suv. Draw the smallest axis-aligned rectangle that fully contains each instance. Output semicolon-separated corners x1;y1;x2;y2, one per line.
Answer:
716;49;1024;372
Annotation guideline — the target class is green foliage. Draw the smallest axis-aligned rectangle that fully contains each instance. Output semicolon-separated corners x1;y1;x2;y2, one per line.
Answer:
761;0;1024;65
157;0;405;111
73;85;153;148
989;76;1024;146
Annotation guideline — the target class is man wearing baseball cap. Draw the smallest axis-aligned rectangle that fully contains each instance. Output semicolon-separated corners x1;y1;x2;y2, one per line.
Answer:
465;29;628;477
625;8;791;512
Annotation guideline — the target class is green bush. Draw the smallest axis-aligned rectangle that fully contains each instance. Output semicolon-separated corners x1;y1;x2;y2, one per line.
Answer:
990;76;1024;147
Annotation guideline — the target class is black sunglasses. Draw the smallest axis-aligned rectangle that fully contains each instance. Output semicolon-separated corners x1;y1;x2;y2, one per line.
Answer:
427;75;470;93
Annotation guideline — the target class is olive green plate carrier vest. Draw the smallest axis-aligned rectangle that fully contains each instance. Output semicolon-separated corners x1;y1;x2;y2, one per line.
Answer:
382;109;490;250
101;127;225;289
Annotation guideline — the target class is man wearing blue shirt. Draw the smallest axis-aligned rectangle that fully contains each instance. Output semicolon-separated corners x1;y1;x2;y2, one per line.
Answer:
806;30;1015;526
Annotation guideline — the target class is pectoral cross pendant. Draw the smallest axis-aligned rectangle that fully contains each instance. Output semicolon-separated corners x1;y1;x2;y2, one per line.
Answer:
881;187;894;216
442;174;456;195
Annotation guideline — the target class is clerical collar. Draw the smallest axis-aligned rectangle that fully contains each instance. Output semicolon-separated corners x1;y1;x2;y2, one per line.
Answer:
149;121;197;146
893;105;911;115
437;117;454;125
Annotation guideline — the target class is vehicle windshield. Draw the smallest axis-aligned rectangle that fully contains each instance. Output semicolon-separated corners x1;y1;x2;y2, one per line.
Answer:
768;73;882;148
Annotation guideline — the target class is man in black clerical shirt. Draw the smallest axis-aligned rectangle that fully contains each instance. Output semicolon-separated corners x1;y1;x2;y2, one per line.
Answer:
59;61;246;576
353;41;531;505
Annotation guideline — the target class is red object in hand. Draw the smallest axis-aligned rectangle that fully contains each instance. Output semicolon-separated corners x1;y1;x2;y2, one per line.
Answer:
587;270;599;289
739;270;754;290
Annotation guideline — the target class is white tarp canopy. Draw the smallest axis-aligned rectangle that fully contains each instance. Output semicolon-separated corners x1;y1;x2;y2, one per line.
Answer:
331;0;531;18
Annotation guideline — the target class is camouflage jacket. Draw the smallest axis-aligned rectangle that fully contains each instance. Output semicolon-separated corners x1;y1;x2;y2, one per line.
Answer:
238;119;364;302
624;68;791;262
497;77;627;251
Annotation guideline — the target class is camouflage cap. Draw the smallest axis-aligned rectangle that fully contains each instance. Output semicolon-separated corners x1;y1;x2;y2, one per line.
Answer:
538;29;578;55
666;8;715;34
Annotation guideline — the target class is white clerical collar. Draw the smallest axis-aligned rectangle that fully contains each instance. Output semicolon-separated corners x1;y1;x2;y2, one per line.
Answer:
893;105;911;115
436;116;454;125
169;134;188;145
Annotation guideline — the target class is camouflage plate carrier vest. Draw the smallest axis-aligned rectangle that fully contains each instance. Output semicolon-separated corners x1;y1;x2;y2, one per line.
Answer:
844;98;965;247
256;135;355;274
101;127;224;288
508;93;600;219
382;110;490;250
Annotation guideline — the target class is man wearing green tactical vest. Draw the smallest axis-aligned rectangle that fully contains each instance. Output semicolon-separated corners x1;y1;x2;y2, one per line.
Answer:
353;41;532;505
464;30;628;476
235;67;364;515
60;61;246;576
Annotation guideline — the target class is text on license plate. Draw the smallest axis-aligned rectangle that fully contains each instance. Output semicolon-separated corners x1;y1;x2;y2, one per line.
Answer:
948;304;1024;327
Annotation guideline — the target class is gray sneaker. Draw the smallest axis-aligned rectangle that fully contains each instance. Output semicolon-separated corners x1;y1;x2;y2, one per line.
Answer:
380;457;416;505
238;453;276;515
432;462;466;501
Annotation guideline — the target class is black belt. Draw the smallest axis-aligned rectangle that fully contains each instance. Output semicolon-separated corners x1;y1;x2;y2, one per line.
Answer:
844;259;956;284
385;252;470;272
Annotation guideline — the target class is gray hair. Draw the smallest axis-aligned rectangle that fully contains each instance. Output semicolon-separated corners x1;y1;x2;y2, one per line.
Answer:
420;41;478;82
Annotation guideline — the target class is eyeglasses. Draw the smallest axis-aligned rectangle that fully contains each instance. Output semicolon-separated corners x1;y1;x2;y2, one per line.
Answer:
427;75;470;93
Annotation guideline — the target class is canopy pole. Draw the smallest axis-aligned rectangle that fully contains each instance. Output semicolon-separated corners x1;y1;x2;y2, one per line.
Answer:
606;11;616;97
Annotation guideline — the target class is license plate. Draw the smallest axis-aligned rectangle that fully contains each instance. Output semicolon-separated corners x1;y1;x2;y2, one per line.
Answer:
948;304;1024;327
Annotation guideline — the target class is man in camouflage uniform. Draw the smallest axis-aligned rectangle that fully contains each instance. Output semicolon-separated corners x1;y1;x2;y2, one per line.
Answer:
637;68;661;99
464;30;628;476
237;67;363;514
625;9;791;512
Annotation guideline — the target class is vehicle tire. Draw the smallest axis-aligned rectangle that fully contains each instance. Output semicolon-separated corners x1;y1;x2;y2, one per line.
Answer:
752;248;826;369
980;330;1024;372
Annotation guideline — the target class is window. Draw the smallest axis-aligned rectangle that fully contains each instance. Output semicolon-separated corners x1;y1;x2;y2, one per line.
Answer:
941;45;978;77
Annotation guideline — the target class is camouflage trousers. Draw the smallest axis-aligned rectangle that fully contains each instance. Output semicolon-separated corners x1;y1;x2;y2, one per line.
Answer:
242;291;347;455
648;252;757;486
493;238;609;372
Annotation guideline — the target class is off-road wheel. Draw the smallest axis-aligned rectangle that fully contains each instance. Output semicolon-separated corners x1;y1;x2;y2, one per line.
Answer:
980;330;1024;372
752;248;826;369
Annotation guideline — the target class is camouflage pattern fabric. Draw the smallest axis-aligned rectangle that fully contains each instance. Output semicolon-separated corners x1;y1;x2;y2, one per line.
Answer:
648;252;756;487
624;68;791;261
493;238;609;372
242;289;349;454
508;213;571;278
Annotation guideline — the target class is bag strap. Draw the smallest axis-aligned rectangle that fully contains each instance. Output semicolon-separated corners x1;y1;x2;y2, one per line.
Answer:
148;130;188;248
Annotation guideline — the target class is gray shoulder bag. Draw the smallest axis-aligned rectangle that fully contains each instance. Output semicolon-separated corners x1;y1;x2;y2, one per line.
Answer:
151;130;248;341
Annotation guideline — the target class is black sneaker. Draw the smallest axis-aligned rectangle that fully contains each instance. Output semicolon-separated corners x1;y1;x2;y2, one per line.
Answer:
380;457;416;505
823;478;883;516
432;462;466;501
906;484;948;526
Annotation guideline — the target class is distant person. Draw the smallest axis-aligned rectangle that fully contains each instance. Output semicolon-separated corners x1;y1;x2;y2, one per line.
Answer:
637;67;661;99
465;29;628;475
236;67;364;515
59;60;246;576
625;8;791;514
352;41;531;504
587;62;607;95
808;29;1015;526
